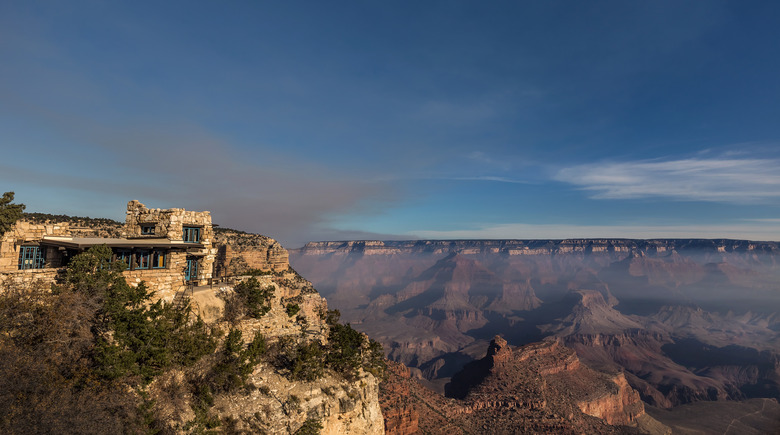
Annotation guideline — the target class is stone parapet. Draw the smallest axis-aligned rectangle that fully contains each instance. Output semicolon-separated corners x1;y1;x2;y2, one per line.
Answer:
125;200;213;243
0;269;59;291
0;221;73;272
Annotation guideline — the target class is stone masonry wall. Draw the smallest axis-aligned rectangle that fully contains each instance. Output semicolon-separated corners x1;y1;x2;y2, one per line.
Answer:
2;201;217;295
125;200;213;242
0;221;73;272
125;200;216;286
0;269;60;291
124;251;190;302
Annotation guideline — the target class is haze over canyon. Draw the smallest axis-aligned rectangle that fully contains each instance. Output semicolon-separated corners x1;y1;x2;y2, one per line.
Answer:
291;238;780;431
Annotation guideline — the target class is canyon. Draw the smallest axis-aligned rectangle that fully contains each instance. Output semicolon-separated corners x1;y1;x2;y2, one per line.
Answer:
291;239;780;431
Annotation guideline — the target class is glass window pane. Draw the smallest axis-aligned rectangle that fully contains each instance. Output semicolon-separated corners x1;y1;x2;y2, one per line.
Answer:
18;246;44;270
183;226;200;243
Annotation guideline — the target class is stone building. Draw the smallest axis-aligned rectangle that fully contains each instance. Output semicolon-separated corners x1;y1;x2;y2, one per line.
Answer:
0;200;216;301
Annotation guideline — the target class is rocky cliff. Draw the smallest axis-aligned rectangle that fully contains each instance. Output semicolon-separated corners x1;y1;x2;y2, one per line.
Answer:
381;336;669;434
154;258;385;434
214;228;290;276
292;238;780;259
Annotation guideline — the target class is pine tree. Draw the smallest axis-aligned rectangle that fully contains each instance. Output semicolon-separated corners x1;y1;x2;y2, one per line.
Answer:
0;192;25;236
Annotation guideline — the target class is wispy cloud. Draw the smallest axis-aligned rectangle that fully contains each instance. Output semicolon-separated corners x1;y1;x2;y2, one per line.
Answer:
555;157;780;203
442;176;535;184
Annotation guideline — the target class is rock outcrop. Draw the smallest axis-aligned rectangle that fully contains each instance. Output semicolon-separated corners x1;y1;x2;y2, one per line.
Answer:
153;262;386;434
381;336;669;434
213;368;383;435
214;229;290;276
379;362;421;435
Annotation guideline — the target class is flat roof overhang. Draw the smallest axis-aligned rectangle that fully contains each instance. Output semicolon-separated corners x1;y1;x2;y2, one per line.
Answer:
41;236;205;250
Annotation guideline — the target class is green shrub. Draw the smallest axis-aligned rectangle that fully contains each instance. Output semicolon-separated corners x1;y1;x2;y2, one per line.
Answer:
233;278;274;319
325;309;341;326
61;245;217;382
273;337;325;382
326;322;385;380
285;303;300;317
294;418;323;435
0;281;146;434
325;323;364;379
0;245;221;433
184;383;221;433
207;329;266;393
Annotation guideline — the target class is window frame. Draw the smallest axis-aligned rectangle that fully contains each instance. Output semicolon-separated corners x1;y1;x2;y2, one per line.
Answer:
116;249;132;270
151;250;166;269
140;224;156;235
185;257;199;282
183;226;201;243
135;250;150;270
18;245;45;270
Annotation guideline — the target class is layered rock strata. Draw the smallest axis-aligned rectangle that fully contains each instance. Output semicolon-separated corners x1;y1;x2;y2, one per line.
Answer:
381;336;668;434
213;229;290;276
290;238;780;412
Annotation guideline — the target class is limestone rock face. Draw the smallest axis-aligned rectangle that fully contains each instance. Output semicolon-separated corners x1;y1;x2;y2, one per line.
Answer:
380;362;420;435
208;368;384;435
576;373;644;426
380;338;670;434
441;338;665;433
213;230;290;276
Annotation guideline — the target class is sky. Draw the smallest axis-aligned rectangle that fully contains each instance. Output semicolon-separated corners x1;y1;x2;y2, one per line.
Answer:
2;1;780;248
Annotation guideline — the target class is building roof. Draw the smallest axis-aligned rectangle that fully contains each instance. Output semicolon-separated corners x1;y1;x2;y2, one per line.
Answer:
41;236;205;250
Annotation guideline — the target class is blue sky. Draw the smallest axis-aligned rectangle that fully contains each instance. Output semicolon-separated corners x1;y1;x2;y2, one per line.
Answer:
2;1;780;247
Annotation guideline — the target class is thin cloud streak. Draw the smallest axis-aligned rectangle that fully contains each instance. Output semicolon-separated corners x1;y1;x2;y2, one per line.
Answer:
446;176;535;184
555;157;780;203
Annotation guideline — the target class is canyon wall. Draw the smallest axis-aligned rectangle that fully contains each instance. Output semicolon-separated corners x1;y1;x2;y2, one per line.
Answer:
290;238;780;412
381;336;668;434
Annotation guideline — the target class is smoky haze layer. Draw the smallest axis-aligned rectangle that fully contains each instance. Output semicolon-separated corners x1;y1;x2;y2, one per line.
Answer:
289;239;780;408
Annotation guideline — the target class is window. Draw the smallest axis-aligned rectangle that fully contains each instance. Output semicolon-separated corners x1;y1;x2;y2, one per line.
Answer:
183;226;200;243
18;246;45;270
116;249;131;270
141;225;156;235
152;250;166;269
185;257;199;281
135;250;150;269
